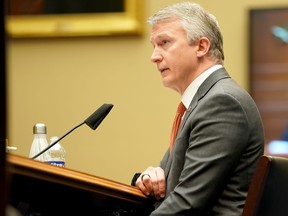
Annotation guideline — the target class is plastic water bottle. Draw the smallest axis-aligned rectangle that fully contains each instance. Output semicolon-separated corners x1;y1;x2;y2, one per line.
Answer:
47;136;66;167
29;123;51;162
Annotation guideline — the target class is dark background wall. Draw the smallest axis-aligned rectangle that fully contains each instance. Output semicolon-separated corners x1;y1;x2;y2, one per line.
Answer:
250;8;288;147
1;0;7;215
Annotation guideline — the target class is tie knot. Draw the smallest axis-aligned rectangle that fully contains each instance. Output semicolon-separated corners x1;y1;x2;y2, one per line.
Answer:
177;102;186;115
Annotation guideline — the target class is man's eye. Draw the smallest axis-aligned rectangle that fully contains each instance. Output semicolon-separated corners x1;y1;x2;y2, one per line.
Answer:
162;40;169;45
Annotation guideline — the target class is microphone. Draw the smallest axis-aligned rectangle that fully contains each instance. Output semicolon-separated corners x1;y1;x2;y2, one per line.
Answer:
31;103;114;160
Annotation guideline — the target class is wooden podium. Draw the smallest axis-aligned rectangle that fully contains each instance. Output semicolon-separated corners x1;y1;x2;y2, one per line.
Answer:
6;154;154;216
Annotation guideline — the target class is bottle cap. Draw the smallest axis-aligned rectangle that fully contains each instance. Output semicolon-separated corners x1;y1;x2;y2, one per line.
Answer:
33;123;47;134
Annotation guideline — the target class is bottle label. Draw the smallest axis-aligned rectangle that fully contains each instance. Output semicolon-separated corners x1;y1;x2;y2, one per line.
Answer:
46;161;65;167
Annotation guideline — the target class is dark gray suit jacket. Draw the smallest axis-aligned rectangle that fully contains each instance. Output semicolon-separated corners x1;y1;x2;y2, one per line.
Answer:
151;68;264;215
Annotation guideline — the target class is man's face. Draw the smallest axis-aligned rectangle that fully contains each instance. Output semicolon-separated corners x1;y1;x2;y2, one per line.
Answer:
150;19;199;94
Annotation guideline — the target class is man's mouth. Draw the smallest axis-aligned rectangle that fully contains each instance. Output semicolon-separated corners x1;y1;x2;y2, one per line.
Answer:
159;68;168;73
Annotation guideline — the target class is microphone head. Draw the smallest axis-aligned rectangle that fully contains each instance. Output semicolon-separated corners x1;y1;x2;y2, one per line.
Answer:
84;103;114;130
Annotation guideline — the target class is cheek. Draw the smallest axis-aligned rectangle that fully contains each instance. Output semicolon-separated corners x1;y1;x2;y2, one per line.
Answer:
175;44;194;61
175;51;193;70
167;45;195;72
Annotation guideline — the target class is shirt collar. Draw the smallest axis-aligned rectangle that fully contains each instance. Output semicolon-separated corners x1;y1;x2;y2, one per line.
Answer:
182;64;223;108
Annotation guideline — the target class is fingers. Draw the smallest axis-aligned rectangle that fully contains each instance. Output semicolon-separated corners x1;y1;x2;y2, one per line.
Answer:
154;167;166;199
136;166;166;200
141;173;151;181
136;169;153;196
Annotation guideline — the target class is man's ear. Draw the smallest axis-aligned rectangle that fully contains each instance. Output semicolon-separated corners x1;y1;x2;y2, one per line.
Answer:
196;37;210;57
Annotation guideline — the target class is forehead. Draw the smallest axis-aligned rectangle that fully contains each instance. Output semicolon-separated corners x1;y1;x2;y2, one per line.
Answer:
150;19;185;41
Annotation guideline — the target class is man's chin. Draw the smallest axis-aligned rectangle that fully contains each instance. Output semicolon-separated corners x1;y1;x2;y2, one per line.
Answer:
162;79;173;89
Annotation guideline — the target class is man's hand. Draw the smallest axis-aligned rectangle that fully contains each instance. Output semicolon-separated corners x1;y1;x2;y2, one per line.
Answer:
136;166;166;200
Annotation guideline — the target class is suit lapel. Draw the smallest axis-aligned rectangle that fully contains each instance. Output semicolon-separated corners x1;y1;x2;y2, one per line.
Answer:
164;68;230;179
181;68;230;127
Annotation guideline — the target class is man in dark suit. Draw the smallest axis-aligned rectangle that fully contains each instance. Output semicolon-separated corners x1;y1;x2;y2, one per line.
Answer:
132;2;264;215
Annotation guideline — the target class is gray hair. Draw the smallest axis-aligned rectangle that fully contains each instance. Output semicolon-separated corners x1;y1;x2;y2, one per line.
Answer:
147;2;224;64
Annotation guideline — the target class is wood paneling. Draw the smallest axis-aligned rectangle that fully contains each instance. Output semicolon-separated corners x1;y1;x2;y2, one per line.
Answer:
250;8;288;147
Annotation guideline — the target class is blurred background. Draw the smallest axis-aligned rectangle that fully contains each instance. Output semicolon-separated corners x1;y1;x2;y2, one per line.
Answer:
4;0;288;185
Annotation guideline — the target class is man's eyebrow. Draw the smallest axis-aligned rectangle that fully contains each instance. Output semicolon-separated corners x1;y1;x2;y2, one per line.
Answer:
151;33;170;41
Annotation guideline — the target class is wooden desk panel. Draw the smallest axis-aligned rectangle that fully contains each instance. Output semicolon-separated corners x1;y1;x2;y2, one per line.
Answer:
7;154;153;215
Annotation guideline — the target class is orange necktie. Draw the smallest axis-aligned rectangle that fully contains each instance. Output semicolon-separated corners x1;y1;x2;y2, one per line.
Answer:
170;102;187;152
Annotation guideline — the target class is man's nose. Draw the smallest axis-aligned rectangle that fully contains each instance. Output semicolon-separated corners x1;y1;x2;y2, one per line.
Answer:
150;49;162;63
